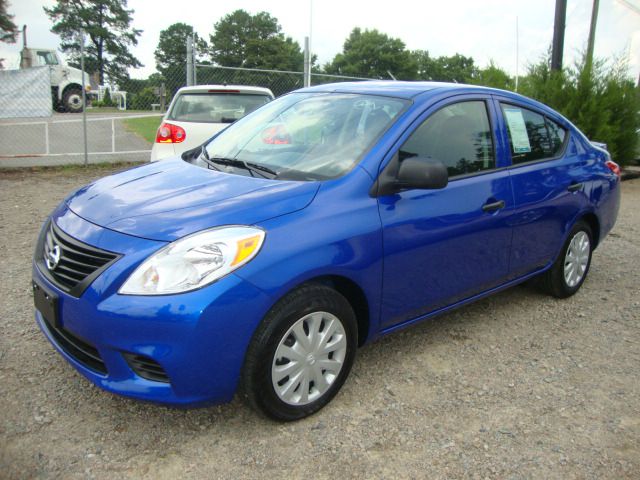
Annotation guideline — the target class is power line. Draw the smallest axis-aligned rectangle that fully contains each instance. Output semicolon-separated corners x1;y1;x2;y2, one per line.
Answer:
616;0;640;15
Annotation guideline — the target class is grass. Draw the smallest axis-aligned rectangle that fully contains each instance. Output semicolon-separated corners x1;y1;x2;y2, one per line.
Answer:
123;116;162;143
0;161;145;175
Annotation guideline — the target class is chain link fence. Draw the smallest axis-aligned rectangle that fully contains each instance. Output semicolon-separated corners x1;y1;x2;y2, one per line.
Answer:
194;64;370;97
0;60;372;168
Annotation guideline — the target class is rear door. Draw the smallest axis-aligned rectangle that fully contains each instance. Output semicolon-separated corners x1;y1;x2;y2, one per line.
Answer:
493;98;592;278
378;96;514;330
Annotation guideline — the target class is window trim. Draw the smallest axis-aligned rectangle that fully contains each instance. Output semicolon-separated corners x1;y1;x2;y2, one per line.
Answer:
397;98;499;182
498;101;570;169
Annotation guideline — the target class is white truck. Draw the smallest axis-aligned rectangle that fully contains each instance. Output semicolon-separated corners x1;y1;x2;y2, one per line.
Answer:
19;27;91;113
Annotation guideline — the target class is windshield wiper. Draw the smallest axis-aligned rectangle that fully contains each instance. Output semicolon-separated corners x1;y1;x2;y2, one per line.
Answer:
209;157;278;179
198;146;222;171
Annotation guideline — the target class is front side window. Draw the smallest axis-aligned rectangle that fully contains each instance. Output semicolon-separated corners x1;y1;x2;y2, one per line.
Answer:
204;92;408;180
36;51;58;66
169;93;272;123
501;104;567;164
399;100;495;178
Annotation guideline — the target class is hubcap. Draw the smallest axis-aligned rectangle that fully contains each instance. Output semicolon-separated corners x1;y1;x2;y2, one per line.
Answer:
563;231;590;288
272;311;347;406
68;94;82;108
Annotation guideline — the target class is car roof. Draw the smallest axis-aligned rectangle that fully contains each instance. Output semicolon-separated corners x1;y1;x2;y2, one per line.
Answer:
176;85;274;97
297;80;568;123
298;80;528;101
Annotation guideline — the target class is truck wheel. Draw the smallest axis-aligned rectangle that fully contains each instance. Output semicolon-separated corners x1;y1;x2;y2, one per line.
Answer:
63;88;84;113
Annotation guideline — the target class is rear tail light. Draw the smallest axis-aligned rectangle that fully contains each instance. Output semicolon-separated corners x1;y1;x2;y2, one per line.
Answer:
155;123;186;144
605;160;621;178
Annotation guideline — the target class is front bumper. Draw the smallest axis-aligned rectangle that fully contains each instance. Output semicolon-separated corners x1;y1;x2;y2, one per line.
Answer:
33;208;274;407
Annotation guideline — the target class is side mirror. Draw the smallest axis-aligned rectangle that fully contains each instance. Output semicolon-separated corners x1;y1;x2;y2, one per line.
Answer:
373;156;448;196
397;157;449;190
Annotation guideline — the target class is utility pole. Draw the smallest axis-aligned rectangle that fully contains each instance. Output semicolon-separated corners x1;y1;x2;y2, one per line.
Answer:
551;0;567;71
586;0;600;68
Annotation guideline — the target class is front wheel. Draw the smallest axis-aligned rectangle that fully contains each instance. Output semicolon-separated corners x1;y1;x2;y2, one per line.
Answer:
241;284;357;421
540;221;593;298
63;88;84;113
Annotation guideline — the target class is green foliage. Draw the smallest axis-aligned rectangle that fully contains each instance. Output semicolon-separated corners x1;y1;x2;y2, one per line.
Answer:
44;0;142;84
102;88;114;107
0;0;17;68
210;10;304;71
519;53;640;165
0;0;17;43
471;61;514;90
325;28;417;79
129;86;157;111
155;23;208;73
413;50;476;83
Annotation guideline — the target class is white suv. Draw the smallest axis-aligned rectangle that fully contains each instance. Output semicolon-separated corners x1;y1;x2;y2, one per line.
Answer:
150;85;274;161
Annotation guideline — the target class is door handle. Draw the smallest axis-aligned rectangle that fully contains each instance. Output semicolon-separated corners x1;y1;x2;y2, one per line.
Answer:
567;182;583;192
482;200;506;213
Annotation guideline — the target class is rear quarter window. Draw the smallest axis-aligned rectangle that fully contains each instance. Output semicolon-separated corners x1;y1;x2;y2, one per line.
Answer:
501;104;567;164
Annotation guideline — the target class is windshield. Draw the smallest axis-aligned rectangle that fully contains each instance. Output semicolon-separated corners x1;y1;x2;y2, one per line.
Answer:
203;92;408;180
168;93;272;123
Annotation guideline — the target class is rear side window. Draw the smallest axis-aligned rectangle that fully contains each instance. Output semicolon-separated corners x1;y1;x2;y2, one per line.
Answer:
399;101;495;178
501;104;567;164
168;93;272;123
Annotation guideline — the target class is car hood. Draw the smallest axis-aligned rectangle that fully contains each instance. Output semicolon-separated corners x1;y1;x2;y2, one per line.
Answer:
66;157;320;241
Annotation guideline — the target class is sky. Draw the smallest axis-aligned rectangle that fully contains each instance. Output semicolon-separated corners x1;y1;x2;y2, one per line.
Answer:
1;0;639;82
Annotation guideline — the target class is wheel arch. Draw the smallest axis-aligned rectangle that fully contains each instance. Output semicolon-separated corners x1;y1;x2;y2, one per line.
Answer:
579;211;601;249
299;275;371;347
62;83;83;97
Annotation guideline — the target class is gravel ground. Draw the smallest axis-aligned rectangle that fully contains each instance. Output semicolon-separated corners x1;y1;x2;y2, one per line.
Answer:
1;166;638;479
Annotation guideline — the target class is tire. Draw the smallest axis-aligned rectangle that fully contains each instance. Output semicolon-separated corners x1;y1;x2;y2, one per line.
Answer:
241;283;358;421
63;88;84;113
539;220;593;298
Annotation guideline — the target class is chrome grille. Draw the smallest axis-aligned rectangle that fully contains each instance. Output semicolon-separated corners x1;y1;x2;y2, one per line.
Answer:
38;221;119;297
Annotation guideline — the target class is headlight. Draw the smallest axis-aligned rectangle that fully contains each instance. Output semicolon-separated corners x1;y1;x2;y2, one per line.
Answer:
119;226;265;295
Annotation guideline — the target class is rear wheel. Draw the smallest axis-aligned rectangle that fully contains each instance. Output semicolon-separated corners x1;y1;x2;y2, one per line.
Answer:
539;221;593;298
241;283;357;421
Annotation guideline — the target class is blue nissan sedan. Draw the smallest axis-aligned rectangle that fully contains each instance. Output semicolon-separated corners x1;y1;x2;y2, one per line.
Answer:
33;82;621;420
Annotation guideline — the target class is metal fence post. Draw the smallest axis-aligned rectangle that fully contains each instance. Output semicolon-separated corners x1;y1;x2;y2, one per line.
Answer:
304;37;311;88
79;31;88;167
186;35;194;87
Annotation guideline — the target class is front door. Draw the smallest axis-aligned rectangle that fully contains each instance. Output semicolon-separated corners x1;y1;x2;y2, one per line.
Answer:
378;98;513;329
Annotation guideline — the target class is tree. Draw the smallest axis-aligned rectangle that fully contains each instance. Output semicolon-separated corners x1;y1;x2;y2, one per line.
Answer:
413;50;477;83
155;22;208;73
0;0;18;68
472;61;514;90
44;0;142;84
209;10;303;71
0;0;17;43
325;28;417;79
519;52;640;165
